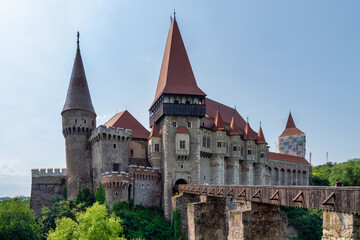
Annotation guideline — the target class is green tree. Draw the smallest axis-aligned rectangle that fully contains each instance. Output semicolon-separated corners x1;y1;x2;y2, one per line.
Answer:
76;187;95;207
311;162;335;186
0;197;43;240
95;182;106;205
329;159;360;186
47;202;125;240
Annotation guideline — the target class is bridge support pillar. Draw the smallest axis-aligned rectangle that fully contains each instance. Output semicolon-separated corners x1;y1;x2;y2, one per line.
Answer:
172;193;202;239
228;201;288;240
322;211;360;240
187;196;227;240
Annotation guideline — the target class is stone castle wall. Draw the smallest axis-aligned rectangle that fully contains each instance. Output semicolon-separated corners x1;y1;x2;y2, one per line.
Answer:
275;134;306;158
30;168;67;215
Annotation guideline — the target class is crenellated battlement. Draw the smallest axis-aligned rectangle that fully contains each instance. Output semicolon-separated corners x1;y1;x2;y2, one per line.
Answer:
100;171;132;189
32;168;67;177
128;165;161;181
89;125;132;144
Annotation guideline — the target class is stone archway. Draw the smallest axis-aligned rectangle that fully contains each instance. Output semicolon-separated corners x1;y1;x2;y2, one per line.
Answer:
173;178;188;194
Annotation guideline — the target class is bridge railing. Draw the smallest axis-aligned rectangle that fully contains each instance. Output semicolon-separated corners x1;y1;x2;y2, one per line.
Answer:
178;184;360;215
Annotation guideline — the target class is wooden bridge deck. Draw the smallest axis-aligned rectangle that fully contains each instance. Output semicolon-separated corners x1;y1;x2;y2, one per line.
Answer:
178;184;360;215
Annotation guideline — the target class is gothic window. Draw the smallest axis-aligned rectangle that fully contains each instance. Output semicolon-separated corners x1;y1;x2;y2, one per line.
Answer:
248;150;252;155
206;138;211;148
113;163;119;172
154;144;160;152
217;142;222;148
233;146;237;151
187;122;192;128
260;153;264;158
180;141;186;149
202;136;206;147
172;121;177;128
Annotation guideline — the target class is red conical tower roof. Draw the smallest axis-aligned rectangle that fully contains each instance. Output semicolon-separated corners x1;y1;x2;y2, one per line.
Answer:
279;112;304;137
62;33;95;115
228;116;240;136
151;19;206;108
243;121;255;140
256;125;267;144
212;110;225;131
149;122;161;139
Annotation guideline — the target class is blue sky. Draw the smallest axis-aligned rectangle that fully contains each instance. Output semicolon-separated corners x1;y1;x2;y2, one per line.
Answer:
0;0;359;197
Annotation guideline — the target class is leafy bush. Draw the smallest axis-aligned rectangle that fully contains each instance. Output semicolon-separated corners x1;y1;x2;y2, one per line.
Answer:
0;197;43;240
95;182;106;205
282;206;323;240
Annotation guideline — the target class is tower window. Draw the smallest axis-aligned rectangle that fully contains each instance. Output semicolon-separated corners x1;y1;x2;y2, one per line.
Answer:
154;144;160;152
187;122;192;128
113;144;116;149
84;120;87;124
180;165;184;169
248;150;252;155
75;119;77;123
217;142;222;148
130;149;134;157
207;138;211;148
113;163;119;172
260;153;265;158
180;141;185;149
172;121;177;128
233;146;237;151
202;136;206;147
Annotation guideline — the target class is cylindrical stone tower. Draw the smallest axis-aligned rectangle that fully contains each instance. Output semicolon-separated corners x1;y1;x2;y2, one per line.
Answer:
62;33;96;200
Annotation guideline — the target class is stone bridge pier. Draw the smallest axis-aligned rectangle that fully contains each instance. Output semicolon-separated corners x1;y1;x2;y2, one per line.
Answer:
174;193;288;240
322;211;360;240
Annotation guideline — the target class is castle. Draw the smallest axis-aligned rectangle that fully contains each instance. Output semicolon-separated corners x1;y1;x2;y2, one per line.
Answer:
30;18;311;218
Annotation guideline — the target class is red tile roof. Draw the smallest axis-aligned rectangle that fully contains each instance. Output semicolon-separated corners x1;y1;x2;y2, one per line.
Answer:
148;123;160;139
269;152;310;165
256;126;267;144
228;116;240;136
105;110;150;139
176;126;189;134
62;45;95;115
151;19;206;108
279;113;304;137
212;111;225;131
243;122;255;140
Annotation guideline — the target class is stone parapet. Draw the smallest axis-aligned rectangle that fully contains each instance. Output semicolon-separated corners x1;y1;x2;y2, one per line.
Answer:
32;168;67;177
89;125;132;143
128;165;161;181
100;172;132;188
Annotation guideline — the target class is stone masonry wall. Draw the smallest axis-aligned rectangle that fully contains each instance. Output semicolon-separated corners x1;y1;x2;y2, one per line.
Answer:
30;168;67;215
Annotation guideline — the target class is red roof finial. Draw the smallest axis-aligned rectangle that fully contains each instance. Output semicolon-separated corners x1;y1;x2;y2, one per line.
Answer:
256;124;267;144
228;116;240;136
213;110;225;131
243;121;255;140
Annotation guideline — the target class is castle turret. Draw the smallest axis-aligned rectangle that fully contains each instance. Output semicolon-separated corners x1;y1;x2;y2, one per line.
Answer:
211;111;226;184
228;116;242;184
148;123;162;168
62;32;96;199
275;112;306;157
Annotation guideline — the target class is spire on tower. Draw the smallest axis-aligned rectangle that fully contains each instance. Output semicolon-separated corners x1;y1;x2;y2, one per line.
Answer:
62;32;95;115
243;121;255;140
256;124;267;144
279;112;304;137
212;110;225;131
228;116;240;136
77;31;80;49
